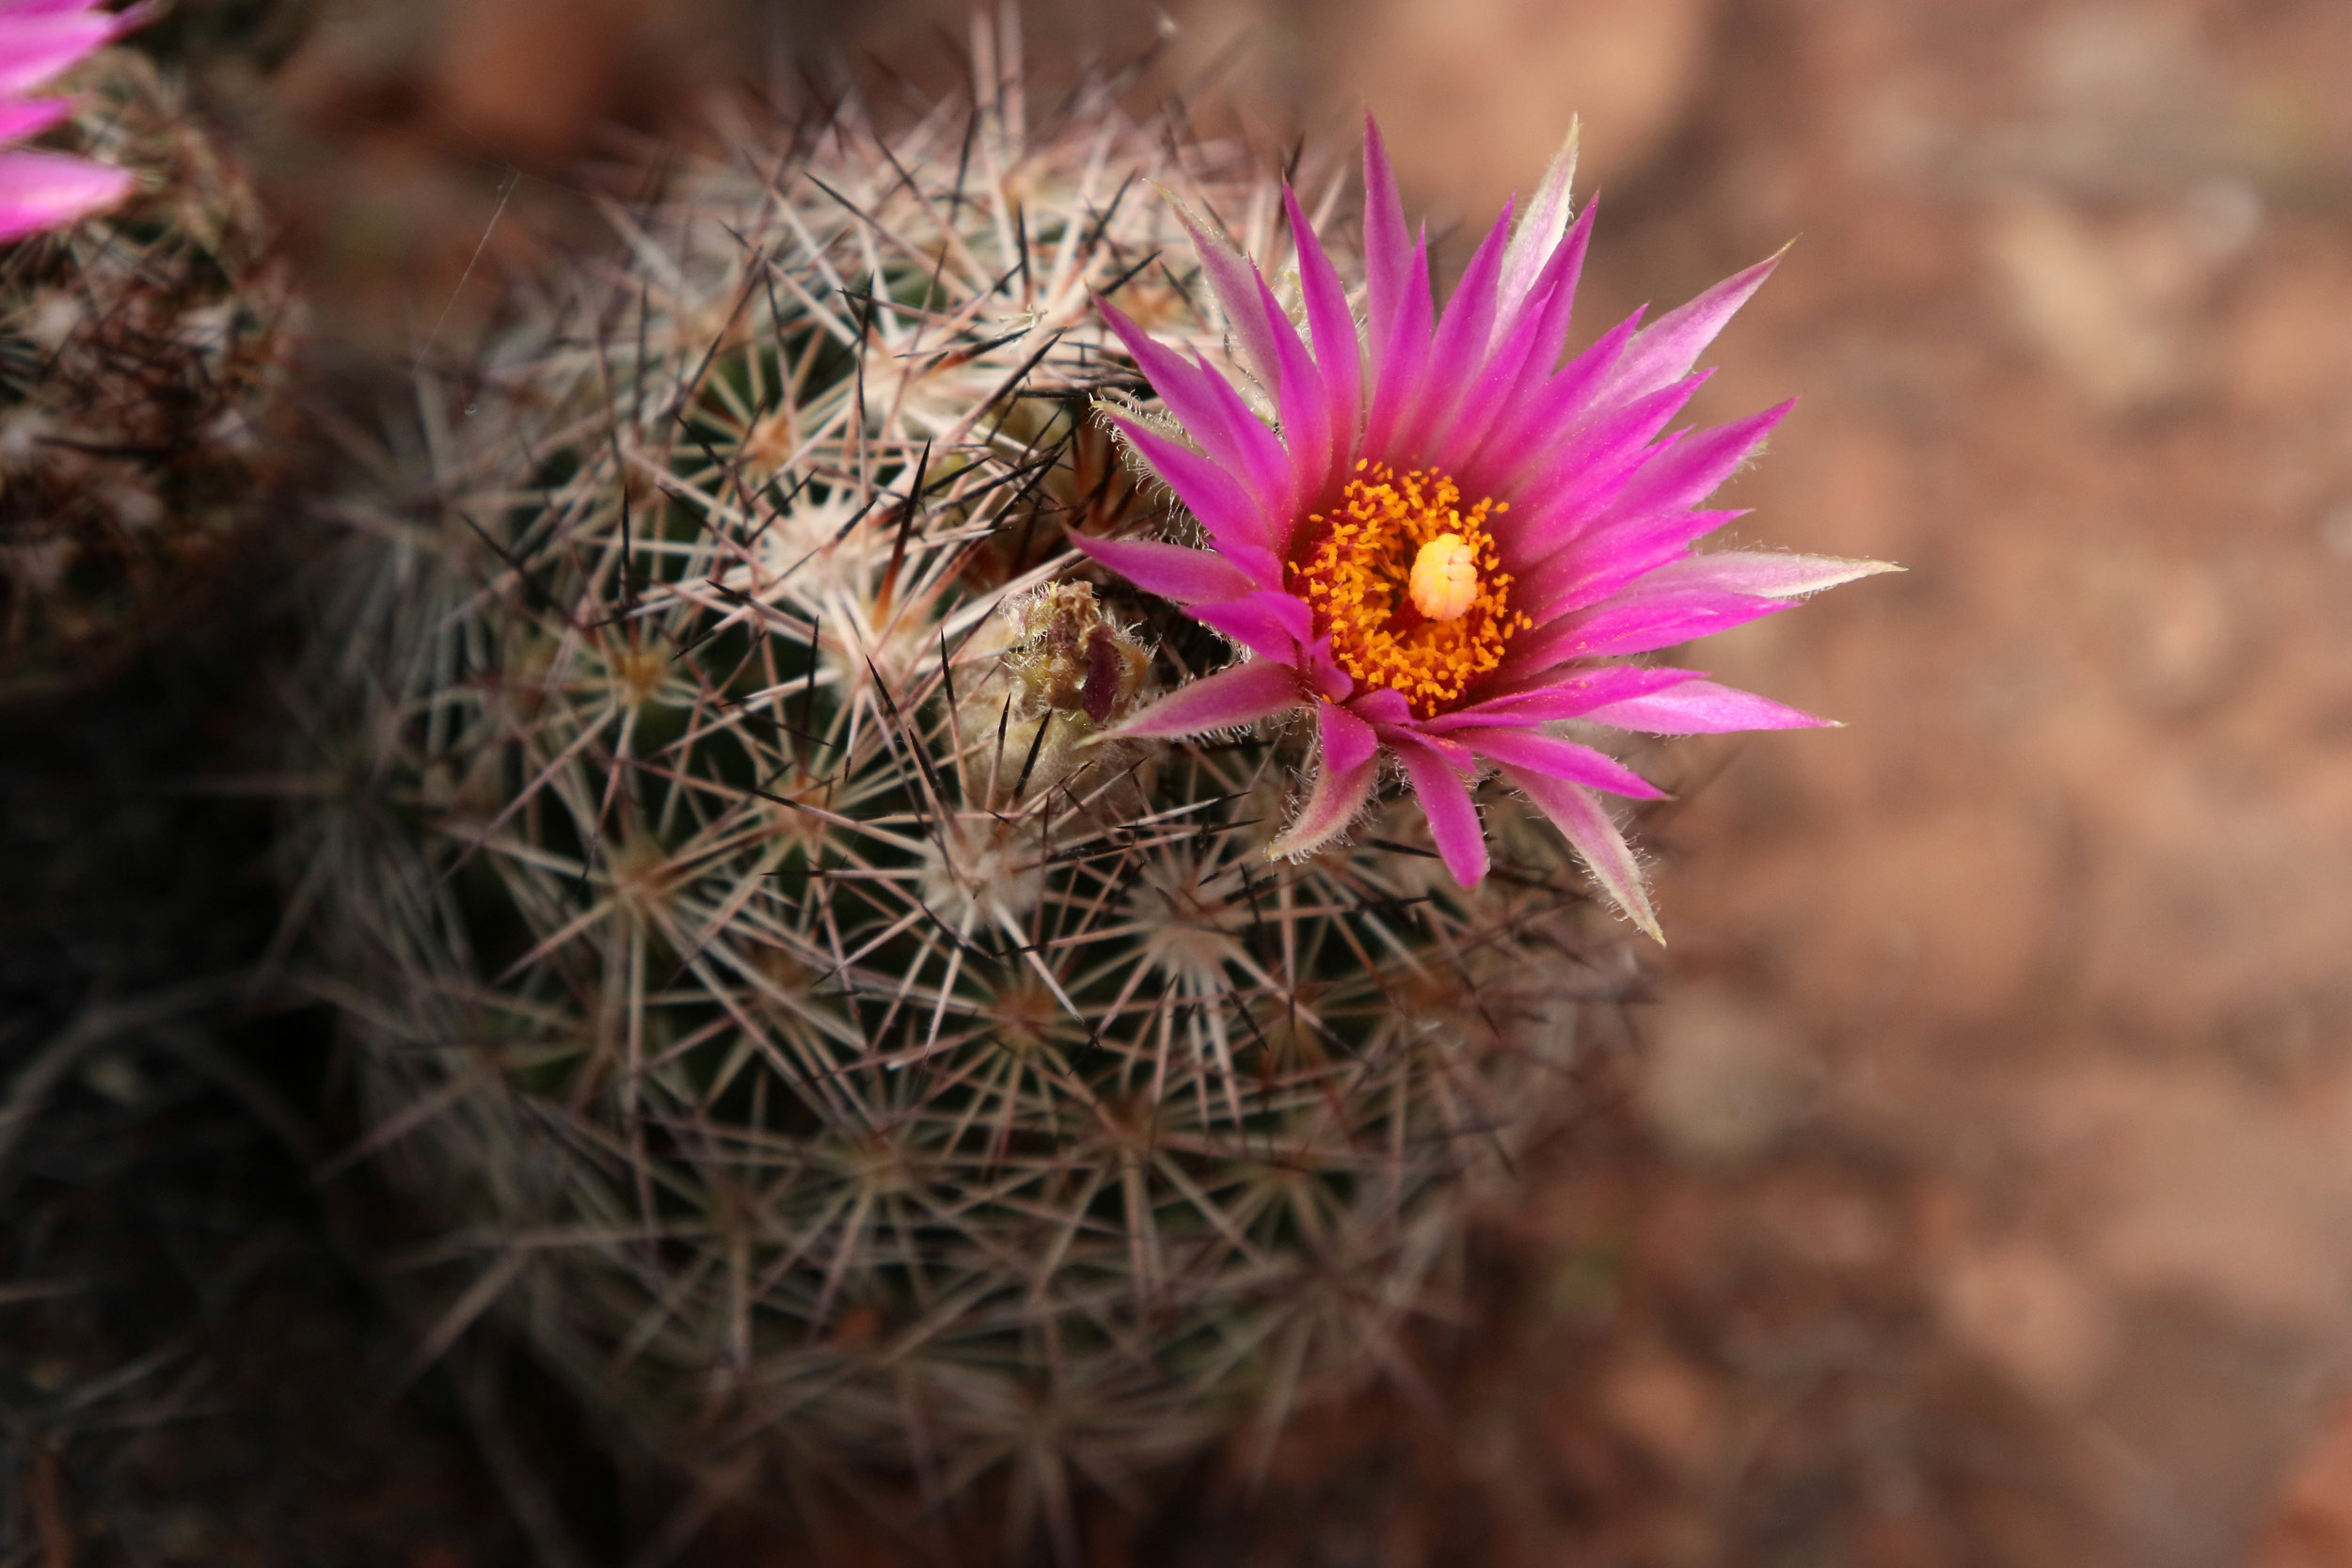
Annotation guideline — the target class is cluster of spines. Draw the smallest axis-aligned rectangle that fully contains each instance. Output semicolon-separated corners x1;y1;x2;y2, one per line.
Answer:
291;19;1625;1554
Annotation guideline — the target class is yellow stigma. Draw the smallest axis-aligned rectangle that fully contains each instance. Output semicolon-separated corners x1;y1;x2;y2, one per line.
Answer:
1409;533;1480;622
1288;461;1533;720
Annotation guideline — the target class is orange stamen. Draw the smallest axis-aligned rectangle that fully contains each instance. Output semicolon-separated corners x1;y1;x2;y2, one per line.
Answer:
1287;461;1534;720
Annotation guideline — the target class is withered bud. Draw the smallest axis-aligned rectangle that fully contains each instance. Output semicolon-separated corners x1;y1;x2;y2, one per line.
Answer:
996;581;1151;726
954;580;1156;816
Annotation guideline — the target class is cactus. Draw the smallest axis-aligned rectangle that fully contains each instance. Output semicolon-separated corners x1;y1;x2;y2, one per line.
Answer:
0;48;296;706
291;17;1625;1544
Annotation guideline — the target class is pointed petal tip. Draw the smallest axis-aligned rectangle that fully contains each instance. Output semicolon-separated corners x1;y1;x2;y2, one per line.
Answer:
1504;767;1661;942
1796;556;1905;593
1614;869;1665;945
1265;752;1380;863
1602;863;1664;945
1651;551;1904;603
1526;122;1581;212
1740;240;1797;280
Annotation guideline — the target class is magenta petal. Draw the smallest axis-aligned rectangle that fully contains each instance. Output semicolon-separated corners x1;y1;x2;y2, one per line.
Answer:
1502;768;1660;941
1;3;131;21
0;95;69;141
1315;699;1378;776
1380;724;1474;777
1419;665;1699;733
1362;117;1413;372
1171;203;1282;393
1448;202;1597;462
1632;550;1901;599
1390;736;1488;887
1531;369;1707;495
1497;128;1580;324
1347;687;1413;727
1461;303;1640;496
1113;657;1304;740
1452;727;1664;800
1581;677;1829;735
1517;509;1744;621
1216;538;1284;586
0;12;116;98
1072;532;1259;604
1109;416;1273;555
1401;198;1512;454
0;150;129;241
1513;587;1787;666
1256;270;1332;515
1438;285;1551;465
1607;400;1793;522
1497;373;1709;565
1431;197;1512;359
1301;641;1353;702
1363;230;1434;457
1187;591;1314;661
1513;198;1596;372
1285;184;1362;457
1601;249;1783;404
1267;752;1378;862
1098;299;1289;515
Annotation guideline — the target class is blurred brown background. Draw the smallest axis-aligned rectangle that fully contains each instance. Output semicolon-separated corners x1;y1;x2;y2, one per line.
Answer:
87;0;2352;1562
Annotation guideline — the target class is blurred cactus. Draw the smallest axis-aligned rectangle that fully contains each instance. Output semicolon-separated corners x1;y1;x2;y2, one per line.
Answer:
0;48;297;705
291;17;1626;1543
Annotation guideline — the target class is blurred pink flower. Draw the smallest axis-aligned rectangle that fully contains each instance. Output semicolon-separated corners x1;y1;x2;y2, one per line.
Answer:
1083;121;1892;937
1;0;143;243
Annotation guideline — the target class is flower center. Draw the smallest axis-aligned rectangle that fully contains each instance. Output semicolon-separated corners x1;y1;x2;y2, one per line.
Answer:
1288;461;1532;719
1408;534;1480;623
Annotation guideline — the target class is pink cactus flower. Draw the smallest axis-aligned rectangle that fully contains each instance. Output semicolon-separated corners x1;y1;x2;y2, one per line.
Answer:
0;0;143;244
1080;122;1892;938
